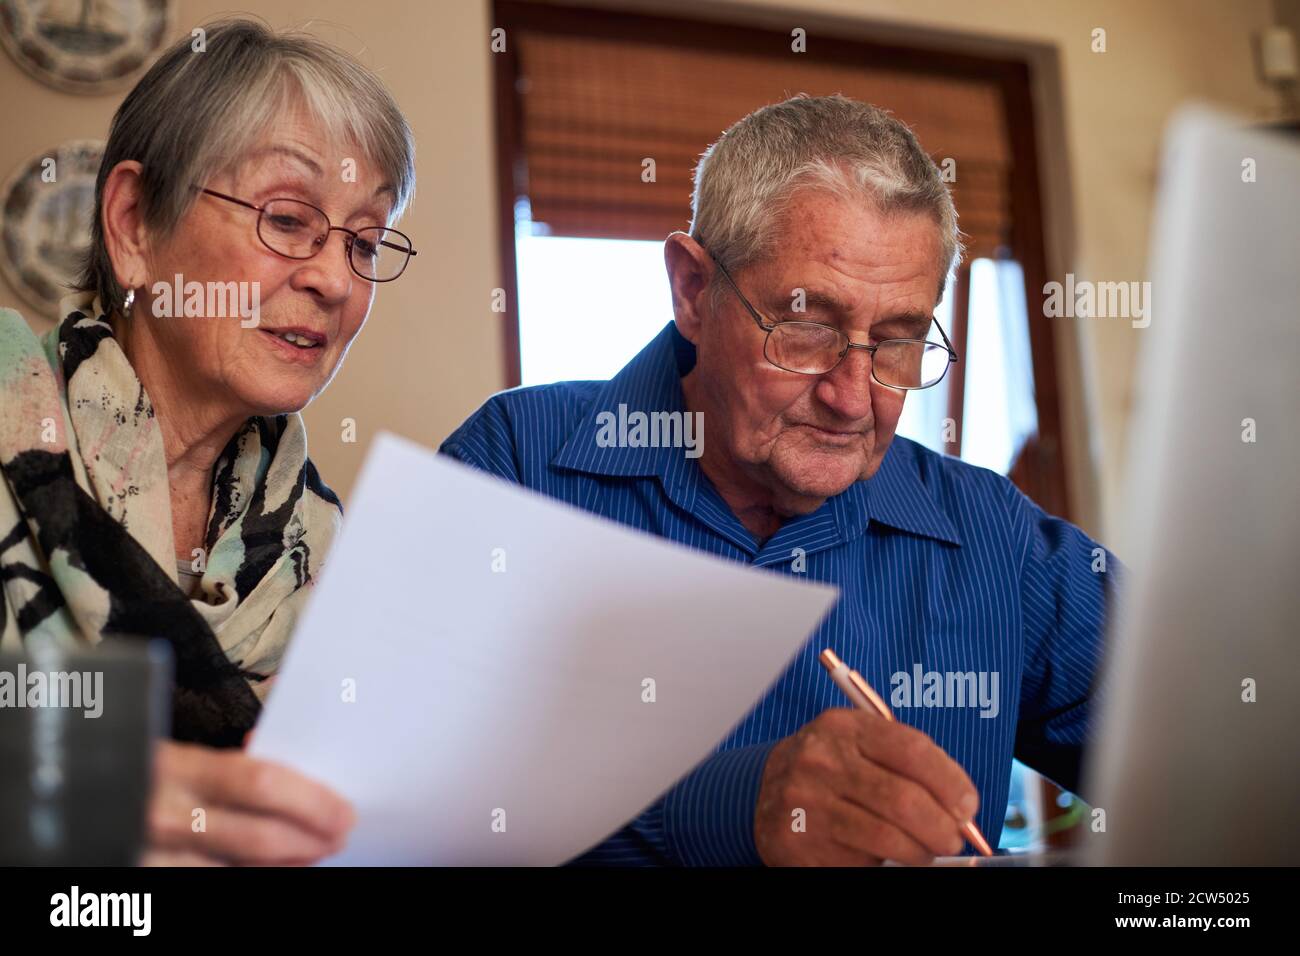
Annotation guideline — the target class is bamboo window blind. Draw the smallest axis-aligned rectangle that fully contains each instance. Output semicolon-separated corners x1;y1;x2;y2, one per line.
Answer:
515;32;1014;261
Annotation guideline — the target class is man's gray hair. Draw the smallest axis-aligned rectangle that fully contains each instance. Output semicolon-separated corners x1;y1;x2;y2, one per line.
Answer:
78;17;416;314
689;94;962;304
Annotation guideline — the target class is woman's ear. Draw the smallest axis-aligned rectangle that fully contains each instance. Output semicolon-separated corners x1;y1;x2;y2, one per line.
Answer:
663;232;714;345
100;160;151;294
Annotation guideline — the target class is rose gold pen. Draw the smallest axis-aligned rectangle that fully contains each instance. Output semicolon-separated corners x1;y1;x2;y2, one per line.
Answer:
818;648;994;858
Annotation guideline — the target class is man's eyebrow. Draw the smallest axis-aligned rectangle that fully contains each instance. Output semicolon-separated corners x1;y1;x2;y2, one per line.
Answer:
768;287;854;314
874;311;935;335
766;288;931;333
803;289;854;312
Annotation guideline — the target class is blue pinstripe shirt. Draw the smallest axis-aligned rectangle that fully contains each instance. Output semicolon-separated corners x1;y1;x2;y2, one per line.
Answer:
440;321;1120;866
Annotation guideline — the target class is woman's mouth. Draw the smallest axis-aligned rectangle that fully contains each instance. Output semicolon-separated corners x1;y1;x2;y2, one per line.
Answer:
259;327;327;363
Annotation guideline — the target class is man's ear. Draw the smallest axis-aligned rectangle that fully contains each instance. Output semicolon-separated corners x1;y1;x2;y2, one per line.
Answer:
663;232;714;345
101;160;152;294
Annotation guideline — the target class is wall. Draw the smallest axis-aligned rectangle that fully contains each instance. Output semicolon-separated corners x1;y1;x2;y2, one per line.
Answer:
1;0;1284;547
0;0;503;508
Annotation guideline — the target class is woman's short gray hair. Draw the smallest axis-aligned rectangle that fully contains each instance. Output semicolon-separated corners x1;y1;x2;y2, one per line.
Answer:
78;17;416;313
689;94;962;304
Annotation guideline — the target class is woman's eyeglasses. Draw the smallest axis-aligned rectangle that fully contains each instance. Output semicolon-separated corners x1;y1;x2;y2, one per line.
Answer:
197;187;417;282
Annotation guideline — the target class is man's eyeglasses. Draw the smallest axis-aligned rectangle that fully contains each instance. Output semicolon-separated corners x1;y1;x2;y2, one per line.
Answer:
709;253;958;390
197;187;417;282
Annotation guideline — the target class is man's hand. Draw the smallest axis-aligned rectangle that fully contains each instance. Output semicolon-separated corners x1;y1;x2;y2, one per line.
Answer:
754;708;979;866
140;740;355;866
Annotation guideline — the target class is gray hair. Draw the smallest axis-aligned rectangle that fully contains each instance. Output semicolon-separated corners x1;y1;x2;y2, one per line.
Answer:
689;94;962;304
78;17;416;314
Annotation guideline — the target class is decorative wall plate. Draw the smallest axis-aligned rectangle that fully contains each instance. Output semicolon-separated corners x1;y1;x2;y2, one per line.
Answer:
0;0;171;94
0;140;104;319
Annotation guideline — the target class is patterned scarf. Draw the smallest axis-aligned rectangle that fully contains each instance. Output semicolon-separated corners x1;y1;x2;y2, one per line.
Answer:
0;293;341;746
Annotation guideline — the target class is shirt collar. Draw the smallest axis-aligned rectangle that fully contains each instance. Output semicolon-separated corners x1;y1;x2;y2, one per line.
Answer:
552;322;962;548
862;438;963;546
551;321;694;482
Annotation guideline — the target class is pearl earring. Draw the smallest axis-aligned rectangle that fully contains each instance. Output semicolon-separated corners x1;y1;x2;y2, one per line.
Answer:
122;288;135;314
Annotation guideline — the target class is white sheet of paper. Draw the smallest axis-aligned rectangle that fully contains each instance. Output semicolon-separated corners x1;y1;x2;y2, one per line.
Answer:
251;431;840;865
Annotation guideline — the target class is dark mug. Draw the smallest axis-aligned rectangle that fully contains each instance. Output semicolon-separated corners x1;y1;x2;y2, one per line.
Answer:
0;639;172;865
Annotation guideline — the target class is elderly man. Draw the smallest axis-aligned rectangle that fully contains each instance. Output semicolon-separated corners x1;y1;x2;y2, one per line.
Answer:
441;94;1119;866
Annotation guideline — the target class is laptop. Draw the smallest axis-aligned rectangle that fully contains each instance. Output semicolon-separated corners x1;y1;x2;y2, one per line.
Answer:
1082;105;1300;865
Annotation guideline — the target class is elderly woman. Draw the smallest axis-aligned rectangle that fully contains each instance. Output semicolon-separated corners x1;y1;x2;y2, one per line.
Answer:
0;19;416;864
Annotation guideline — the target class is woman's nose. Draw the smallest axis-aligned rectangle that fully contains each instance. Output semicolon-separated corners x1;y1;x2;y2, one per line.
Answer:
293;231;355;302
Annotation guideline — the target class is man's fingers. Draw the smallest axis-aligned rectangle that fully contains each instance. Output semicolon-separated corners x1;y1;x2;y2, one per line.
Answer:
848;716;979;822
835;759;966;857
823;798;937;866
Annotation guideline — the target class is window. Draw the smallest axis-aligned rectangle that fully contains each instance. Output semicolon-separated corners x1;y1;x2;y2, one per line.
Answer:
494;0;1068;508
958;258;1038;472
515;229;669;386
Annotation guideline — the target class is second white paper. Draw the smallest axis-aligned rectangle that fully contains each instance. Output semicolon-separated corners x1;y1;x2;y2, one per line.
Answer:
251;431;840;865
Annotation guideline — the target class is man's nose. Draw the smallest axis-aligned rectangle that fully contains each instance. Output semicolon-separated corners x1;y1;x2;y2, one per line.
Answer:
814;346;875;420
